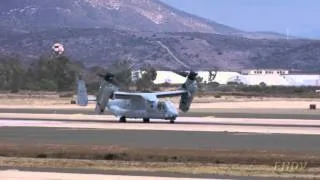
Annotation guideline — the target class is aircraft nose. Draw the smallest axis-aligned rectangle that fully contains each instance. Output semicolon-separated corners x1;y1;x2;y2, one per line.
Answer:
168;108;178;117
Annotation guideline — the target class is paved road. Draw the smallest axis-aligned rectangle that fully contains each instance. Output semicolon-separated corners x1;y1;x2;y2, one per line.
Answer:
1;108;320;119
0;127;319;152
0;116;318;180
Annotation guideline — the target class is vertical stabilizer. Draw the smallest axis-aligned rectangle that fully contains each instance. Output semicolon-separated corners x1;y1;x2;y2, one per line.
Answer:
76;77;89;106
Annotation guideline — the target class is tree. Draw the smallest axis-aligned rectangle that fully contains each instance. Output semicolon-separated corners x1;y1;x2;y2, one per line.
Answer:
196;76;204;96
259;82;267;87
0;54;82;92
26;55;77;91
0;56;25;92
136;64;157;91
208;81;220;87
107;59;133;91
51;56;75;91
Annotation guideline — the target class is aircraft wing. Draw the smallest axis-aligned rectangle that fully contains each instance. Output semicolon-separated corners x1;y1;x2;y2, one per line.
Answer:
154;90;187;98
113;90;187;100
113;92;147;108
114;92;147;99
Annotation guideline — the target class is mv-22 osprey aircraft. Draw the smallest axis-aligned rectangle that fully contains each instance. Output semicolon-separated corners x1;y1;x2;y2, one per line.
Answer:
76;71;198;123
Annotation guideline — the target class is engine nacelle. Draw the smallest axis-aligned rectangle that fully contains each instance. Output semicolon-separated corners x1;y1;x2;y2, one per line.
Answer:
96;82;118;112
179;72;198;112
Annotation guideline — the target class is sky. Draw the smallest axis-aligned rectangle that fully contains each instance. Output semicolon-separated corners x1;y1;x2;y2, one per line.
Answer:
160;0;320;38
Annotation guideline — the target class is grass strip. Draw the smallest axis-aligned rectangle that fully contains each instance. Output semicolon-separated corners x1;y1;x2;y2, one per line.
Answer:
0;157;319;179
0;144;319;167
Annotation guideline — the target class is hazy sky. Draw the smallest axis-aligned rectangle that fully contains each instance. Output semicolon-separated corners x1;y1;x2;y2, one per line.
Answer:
160;0;320;38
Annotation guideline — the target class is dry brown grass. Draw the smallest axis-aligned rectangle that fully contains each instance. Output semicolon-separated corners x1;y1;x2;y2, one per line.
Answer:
1;157;319;179
1;143;319;178
0;143;319;167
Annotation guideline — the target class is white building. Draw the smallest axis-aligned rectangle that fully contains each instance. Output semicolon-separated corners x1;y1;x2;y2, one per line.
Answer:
241;69;289;75
197;71;243;84
245;74;291;86
132;70;186;84
131;71;142;82
153;71;186;84
130;69;320;87
283;75;320;86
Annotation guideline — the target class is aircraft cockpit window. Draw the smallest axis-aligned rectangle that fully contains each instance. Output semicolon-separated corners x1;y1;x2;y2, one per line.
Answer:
157;101;165;110
147;100;155;108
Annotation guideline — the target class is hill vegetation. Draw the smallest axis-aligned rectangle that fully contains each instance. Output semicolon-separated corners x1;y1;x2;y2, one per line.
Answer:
0;55;79;92
1;29;320;71
0;54;319;99
0;55;160;94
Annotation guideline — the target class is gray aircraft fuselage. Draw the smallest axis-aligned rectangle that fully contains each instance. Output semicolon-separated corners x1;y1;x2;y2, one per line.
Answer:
107;97;178;120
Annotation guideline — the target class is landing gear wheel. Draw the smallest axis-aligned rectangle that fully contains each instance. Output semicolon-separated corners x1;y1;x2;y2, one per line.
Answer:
119;116;126;123
169;116;176;124
143;118;150;123
95;103;104;114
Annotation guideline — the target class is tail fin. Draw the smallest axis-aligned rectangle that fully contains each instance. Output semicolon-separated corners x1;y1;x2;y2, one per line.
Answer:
179;71;198;112
76;77;89;106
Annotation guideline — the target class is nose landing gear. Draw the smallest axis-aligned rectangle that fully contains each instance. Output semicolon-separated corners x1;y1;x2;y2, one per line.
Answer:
119;116;126;123
169;116;176;124
143;118;150;123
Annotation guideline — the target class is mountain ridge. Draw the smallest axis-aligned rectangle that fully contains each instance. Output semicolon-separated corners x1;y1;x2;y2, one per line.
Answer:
1;28;319;71
0;0;289;39
1;0;320;71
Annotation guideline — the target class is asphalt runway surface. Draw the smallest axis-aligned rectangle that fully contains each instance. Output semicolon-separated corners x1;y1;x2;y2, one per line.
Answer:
1;126;319;152
0;110;319;180
1;107;320;119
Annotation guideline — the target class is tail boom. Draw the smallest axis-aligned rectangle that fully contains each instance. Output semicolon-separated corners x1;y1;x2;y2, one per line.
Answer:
76;79;89;106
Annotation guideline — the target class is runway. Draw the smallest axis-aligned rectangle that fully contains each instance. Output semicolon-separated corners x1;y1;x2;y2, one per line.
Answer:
1;107;320;119
0;114;320;152
1;110;320;179
1;126;319;152
1;114;320;135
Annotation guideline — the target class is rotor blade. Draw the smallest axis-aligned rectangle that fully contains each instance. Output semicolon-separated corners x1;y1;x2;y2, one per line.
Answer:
187;71;198;81
174;71;189;77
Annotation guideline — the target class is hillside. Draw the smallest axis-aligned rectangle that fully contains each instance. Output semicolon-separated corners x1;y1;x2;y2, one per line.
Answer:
259;41;320;72
0;0;289;39
1;28;319;71
0;0;237;34
1;0;320;71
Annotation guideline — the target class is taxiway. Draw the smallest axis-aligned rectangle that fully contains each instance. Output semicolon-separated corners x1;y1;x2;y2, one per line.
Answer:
1;126;319;152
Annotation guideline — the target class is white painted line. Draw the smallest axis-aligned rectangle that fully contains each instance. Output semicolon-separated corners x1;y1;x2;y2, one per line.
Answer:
0;170;221;180
203;117;320;126
0;113;320;126
1;119;320;135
